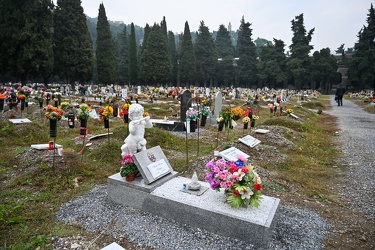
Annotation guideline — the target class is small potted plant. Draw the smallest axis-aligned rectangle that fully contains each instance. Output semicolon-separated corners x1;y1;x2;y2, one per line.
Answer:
120;154;138;182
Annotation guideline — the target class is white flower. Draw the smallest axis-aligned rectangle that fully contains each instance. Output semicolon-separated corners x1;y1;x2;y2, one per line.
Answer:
233;169;246;181
253;173;262;184
239;187;253;200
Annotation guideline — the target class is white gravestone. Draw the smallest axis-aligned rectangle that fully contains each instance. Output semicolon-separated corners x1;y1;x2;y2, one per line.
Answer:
239;135;261;148
219;147;250;162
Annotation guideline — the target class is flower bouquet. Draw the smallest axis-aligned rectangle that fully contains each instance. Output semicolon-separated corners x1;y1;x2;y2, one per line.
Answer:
120;154;138;181
205;157;262;208
98;105;114;128
286;108;293;115
44;104;65;120
242;116;250;129
76;103;91;121
186;108;198;122
231;107;245;121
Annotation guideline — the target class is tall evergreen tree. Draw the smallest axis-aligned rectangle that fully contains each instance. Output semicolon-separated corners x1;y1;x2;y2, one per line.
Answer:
168;31;179;86
195;21;217;87
215;25;235;87
128;23;138;85
116;25;129;84
140;24;171;85
348;4;375;91
0;0;54;84
236;16;257;87
287;13;314;90
96;3;116;85
53;0;93;84
179;22;196;86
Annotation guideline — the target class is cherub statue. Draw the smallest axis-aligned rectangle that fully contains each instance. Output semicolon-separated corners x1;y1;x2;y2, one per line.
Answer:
121;104;153;157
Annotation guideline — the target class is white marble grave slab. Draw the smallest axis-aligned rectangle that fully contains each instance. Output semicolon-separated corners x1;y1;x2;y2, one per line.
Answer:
254;129;270;134
239;135;261;148
31;143;62;150
101;242;125;250
290;113;299;119
9;118;32;124
219;147;250;162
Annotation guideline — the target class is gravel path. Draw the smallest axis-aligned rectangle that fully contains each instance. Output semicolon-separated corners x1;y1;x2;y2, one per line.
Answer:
328;96;375;219
54;96;374;250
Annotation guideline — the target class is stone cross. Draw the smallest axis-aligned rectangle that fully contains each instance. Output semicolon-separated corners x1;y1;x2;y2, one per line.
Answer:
180;89;192;122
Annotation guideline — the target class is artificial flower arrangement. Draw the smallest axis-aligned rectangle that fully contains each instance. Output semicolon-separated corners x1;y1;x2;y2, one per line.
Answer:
59;101;71;110
252;115;259;120
0;93;6;99
286;108;293;114
220;107;232;123
17;94;26;100
199;106;211;117
76;103;91;120
242;116;250;123
119;103;131;118
120;154;138;177
44;104;65;120
98;105;114;120
186;108;198;121
205;156;263;208
231;107;245;120
216;116;224;123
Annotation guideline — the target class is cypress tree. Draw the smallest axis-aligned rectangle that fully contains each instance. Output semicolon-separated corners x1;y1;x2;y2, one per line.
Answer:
140;24;171;85
168;31;179;86
287;13;314;90
128;23;138;85
116;25;129;85
348;4;375;91
310;48;339;92
0;0;54;84
179;21;196;86
215;24;235;87
96;3;116;85
195;21;217;87
236;16;257;87
53;0;93;84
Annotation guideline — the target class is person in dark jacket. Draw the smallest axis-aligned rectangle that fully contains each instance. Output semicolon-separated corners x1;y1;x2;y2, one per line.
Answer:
335;84;346;106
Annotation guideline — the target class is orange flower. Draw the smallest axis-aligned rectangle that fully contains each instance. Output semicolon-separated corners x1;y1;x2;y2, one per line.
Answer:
0;93;5;99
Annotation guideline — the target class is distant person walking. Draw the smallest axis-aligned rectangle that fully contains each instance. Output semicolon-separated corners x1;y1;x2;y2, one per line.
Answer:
335;84;346;106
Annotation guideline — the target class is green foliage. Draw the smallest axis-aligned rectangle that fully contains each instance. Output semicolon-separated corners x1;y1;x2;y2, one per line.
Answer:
179;21;196;85
96;3;116;85
236;17;258;86
128;23;138;85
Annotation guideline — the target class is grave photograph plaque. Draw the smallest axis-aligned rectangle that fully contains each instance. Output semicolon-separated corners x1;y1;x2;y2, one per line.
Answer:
239;135;261;148
133;146;174;184
219;147;250;162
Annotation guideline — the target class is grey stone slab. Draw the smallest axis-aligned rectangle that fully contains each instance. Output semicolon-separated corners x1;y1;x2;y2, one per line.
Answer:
9;118;32;124
142;177;279;249
219;146;250;162
239;135;261;148
180;89;192;122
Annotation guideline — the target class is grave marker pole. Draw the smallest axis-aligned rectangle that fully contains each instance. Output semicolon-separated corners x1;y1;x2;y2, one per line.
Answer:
185;98;193;165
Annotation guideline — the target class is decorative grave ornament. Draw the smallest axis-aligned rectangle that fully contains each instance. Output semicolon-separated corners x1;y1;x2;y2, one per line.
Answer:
188;171;201;191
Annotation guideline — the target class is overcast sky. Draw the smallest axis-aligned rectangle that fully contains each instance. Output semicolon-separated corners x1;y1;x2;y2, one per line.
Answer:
58;0;372;53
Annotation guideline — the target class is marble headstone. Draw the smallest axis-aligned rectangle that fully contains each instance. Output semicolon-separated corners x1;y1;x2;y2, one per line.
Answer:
210;91;222;125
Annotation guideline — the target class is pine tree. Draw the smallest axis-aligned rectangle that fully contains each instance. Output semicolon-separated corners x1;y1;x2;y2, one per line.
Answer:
179;22;196;86
287;13;314;89
53;0;93;84
96;3;116;85
128;23;138;85
236;16;257;87
0;0;54;84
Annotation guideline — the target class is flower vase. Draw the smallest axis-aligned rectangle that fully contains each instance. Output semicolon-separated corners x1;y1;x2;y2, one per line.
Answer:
218;122;224;131
21;99;25;111
25;101;28;108
39;101;43;108
190;120;196;132
80;119;87;136
125;173;136;182
243;123;248;129
200;115;207;127
55;101;58;107
113;107;118;117
135;98;138;103
124;114;129;123
251;120;255;128
0;99;4;111
104;119;109;128
49;119;57;138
